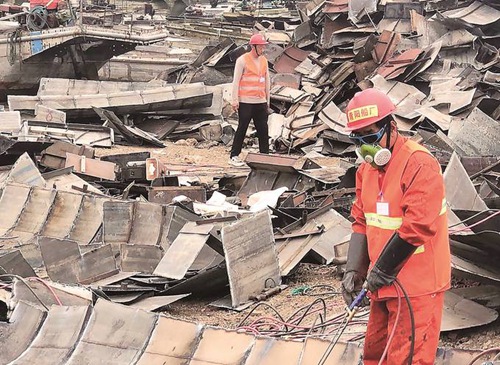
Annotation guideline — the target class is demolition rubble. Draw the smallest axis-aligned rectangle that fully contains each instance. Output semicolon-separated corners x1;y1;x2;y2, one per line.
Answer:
0;0;499;362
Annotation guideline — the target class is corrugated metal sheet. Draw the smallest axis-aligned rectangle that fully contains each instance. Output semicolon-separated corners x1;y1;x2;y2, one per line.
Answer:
448;108;500;156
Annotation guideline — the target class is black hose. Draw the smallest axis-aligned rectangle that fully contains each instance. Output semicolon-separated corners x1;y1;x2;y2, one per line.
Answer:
394;278;415;365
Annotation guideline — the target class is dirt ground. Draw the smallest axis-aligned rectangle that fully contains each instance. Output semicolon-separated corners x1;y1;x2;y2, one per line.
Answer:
95;142;500;352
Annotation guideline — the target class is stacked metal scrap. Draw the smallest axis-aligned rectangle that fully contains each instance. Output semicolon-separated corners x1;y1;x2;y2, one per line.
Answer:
0;0;499;358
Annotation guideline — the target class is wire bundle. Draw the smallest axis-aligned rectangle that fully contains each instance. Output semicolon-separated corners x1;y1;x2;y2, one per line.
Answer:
236;286;369;340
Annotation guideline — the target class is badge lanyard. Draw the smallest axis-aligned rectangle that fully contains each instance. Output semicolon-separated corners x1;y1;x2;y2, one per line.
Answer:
376;171;389;216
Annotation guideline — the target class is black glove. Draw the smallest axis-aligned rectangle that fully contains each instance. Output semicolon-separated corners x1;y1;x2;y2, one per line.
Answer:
342;232;370;307
366;232;417;293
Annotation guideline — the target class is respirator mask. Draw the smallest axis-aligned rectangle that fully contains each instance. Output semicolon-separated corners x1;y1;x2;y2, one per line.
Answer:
350;124;392;168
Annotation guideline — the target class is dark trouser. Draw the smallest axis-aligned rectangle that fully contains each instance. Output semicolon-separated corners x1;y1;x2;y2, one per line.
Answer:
230;102;269;158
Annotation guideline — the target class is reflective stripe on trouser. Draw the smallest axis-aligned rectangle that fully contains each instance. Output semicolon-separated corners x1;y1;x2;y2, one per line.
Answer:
363;292;445;365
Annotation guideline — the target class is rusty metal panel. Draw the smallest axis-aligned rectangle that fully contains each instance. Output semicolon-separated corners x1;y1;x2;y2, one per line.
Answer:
103;201;134;246
12;279;91;307
11;186;56;238
377;48;422;79
129;202;163;245
65;153;116;181
274;47;311;74
310;209;353;264
444;152;488;211
221;211;280;307
442;291;498;331
272;73;302;89
39;237;118;284
440;1;500;26
2;153;45;189
415;106;453;131
0;301;46;365
148;186;207;204
301;338;363;364
403;40;442;82
0;184;31;235
276;209;350;275
40;191;84;239
40;141;95;170
448;108;500;157
191;327;255;365
129;294;190;312
451;253;500;284
348;0;377;23
371;31;401;64
161;206;199;249
78;244;119;284
137;316;202;365
245;338;303;365
12;305;90;365
323;0;348;13
66;299;156;365
154;223;213;280
0;250;36;277
120;244;162;274
39;237;81;284
370;74;426;119
68;196;107;244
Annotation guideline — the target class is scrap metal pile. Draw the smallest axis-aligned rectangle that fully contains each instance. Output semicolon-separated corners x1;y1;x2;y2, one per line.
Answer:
0;0;499;362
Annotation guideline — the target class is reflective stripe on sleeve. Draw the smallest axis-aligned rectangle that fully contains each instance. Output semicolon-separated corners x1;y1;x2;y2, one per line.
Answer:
364;213;403;230
440;198;447;216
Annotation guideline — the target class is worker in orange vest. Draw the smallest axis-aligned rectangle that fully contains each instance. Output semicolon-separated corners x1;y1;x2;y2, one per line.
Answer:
230;34;271;167
341;88;451;364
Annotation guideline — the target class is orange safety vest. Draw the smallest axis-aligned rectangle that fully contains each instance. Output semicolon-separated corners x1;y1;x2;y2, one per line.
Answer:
359;140;451;299
238;52;267;99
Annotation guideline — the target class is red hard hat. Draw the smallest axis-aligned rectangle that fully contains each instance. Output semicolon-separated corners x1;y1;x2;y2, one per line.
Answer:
249;34;268;45
345;89;396;131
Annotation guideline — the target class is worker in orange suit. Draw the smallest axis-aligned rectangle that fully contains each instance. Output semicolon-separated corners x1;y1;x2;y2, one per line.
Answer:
341;88;451;364
229;33;271;167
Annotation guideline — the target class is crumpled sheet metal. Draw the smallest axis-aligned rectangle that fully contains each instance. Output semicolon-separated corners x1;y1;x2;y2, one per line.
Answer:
348;0;377;23
443;152;489;211
448;108;500;157
369;74;426;119
0;299;489;365
440;1;500;26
